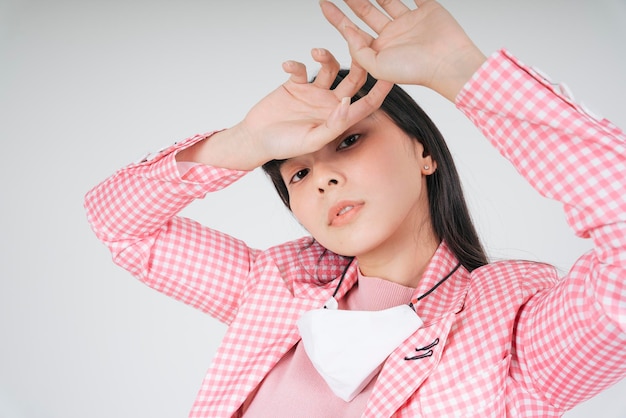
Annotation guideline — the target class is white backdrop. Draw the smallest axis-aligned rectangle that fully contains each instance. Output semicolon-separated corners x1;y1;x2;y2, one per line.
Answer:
1;0;625;416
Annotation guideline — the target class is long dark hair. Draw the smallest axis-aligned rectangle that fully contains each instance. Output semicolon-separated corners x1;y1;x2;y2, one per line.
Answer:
263;70;488;272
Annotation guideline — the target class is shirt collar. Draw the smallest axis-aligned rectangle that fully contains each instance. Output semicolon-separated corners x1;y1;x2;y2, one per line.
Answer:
409;241;470;322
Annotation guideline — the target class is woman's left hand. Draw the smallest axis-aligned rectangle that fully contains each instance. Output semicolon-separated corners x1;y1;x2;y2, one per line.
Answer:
320;0;487;102
177;49;392;170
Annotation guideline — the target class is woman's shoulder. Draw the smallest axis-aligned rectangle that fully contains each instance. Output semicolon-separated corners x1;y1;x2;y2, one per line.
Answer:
469;259;560;300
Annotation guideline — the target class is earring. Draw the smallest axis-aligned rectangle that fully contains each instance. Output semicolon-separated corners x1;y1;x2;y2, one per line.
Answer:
423;165;430;170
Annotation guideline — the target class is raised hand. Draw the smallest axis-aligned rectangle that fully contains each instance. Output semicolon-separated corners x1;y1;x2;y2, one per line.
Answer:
320;0;486;101
177;48;392;170
239;49;392;167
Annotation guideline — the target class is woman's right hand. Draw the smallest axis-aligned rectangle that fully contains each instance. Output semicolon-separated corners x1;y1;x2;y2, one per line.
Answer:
176;48;392;171
320;0;486;102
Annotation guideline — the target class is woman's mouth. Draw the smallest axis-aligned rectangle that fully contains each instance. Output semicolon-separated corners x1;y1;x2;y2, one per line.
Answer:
328;201;364;226
337;206;354;216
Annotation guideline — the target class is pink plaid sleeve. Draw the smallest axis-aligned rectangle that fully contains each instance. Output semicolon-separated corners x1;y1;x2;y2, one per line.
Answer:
456;50;626;410
84;132;260;324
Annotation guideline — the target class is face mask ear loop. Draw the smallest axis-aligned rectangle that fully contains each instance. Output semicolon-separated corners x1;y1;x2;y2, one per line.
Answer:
324;257;355;309
326;260;461;310
409;262;462;312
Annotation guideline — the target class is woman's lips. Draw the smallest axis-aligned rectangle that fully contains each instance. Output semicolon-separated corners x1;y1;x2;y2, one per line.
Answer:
328;201;364;226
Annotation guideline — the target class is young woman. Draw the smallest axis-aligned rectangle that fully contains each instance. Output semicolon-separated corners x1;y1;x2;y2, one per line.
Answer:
84;0;625;416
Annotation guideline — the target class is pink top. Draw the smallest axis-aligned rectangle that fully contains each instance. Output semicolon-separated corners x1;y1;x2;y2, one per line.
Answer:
242;271;416;417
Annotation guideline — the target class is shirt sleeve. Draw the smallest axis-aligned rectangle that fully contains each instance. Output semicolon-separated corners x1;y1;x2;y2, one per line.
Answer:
84;132;259;325
456;50;626;410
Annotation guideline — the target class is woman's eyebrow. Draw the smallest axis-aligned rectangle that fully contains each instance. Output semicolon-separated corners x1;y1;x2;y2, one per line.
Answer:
277;159;295;176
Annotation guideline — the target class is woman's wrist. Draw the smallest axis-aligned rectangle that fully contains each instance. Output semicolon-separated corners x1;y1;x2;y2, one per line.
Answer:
434;47;487;102
175;125;261;171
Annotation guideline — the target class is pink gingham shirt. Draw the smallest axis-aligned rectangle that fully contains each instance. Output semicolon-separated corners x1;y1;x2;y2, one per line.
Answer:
84;50;626;417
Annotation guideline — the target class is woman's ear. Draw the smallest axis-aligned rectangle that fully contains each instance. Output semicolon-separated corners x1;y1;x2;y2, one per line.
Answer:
421;155;437;175
411;139;437;175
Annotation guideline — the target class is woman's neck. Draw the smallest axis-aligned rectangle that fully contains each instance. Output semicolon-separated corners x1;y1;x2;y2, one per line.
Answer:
355;222;440;288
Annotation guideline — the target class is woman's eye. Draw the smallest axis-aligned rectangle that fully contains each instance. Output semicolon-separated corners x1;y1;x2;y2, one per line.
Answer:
337;134;361;150
290;168;309;184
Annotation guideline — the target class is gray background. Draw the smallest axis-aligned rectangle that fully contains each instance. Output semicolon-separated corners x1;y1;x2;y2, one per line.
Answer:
1;0;625;416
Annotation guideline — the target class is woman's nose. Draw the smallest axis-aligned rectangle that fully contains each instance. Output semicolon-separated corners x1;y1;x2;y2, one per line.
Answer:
318;178;339;194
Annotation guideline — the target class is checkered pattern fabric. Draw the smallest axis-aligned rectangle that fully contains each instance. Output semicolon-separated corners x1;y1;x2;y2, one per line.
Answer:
84;50;625;417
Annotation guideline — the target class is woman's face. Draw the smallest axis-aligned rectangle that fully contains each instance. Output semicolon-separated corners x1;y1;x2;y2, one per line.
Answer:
280;111;436;259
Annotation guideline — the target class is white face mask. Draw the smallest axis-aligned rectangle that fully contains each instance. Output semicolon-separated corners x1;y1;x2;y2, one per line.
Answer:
297;297;423;402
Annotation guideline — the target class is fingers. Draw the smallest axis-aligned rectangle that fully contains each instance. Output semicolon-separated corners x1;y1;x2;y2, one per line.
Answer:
319;0;348;29
341;25;380;76
348;79;393;121
320;1;375;44
323;79;393;138
284;50;365;102
344;0;390;33
282;60;308;84
333;61;367;98
320;1;379;74
376;0;410;19
326;96;351;128
311;48;341;88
